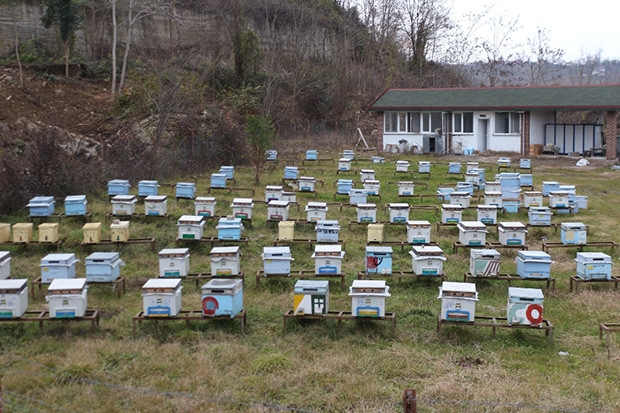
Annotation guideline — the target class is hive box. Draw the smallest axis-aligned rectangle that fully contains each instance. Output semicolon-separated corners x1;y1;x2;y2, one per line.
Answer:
465;171;480;186
349;280;390;317
356;203;377;223
201;278;244;318
574;195;588;210
407;221;431;244
110;220;130;242
315;220;340;243
12;223;33;243
484;181;501;192
507;287;544;326
298;176;316;192
175;182;196;199
456;181;474;196
82;222;101;244
548;191;569;208
46;278;88;318
195;197;216;217
306;150;318;160
450;191;471;208
469;249;501;277
137;180;159;196
231;198;254;220
363;180;380;196
360;169;376;182
396;160;410;172
338;158;352;171
305;202;328;222
210;246;241;276
367;224;384;243
448;162;462;174
64;195;87;216
38;223;59;243
336;179;353;194
144;195;167;216
158;248;190;277
575;252;612;280
388;203;409;223
85;252;124;282
519;174;533;187
457;221;488;246
284;166;299;180
265;149;278;160
371;156;385;164
342;149;355;159
365;246;393;274
541;181;560;196
219;165;234;179
441;204;462;224
107;179;130;196
528;207;553;226
0;279;28;318
503;199;520;214
312;245;344;274
0;223;10;243
560;222;587;245
477;204;498;225
40;253;79;283
410;245;446;276
0;251;11;279
278;221;295;240
349;188;367;205
418;161;431;173
142;278;183;317
177;215;205;240
267;200;290;221
281;191;297;204
398;181;414;196
519;159;531;169
265;185;283;202
438;281;478;322
522;191;543;208
294;280;329;315
466;161;479;172
498;157;511;167
111;195;137;215
216;216;243;241
498;222;527;246
27;196;55;217
261;246;294;275
437;187;454;201
516;250;553;279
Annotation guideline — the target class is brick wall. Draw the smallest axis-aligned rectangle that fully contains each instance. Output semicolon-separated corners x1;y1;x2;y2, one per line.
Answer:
522;111;530;156
605;111;617;160
375;113;384;151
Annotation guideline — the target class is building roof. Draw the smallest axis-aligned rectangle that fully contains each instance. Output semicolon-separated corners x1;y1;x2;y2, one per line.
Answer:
368;85;620;112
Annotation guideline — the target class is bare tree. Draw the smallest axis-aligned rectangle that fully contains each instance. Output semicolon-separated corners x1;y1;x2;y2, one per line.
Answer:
570;51;603;85
522;28;564;85
1;0;24;87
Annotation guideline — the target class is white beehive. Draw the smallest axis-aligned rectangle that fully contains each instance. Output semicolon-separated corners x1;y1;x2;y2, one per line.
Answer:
498;222;527;246
477;204;498;225
484;191;503;207
158;248;190;277
209;246;241;276
281;191;297;204
466;161;479;172
40;253;79;283
338;158;352;171
294;280;329;315
438;281;478;322
265;185;283;202
142;278;183;317
407;221;431;244
46;278;88;318
522;191;543;208
418;161;431;173
548;191;570;208
298;176;316;192
231;198;254;220
305;202;328;222
267;200;290;221
261;246;294;275
312;245;344;274
441;204;462;224
388;203;410;223
450;191;471;208
409;245;446;276
363;179;380;196
356;203;377;223
457;221;488;246
177;215;205;240
398;181;415;196
315;220;340;243
0;251;11;280
507;287;544;326
465;171;480;186
469;249;501;276
195;197;216;217
484;181;501;193
144;195;167;216
349;280;390;318
396;160;410;172
0;279;28;318
111;195;137;216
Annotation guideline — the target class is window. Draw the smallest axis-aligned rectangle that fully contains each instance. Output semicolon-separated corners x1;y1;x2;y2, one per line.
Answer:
495;112;521;134
421;112;442;133
409;112;421;132
384;112;408;132
453;112;473;133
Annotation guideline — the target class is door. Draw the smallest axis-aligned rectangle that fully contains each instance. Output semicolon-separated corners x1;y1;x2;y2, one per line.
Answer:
477;119;488;152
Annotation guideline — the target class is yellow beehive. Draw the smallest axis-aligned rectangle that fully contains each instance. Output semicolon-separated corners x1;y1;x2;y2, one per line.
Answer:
110;220;130;242
82;222;102;244
38;223;59;243
278;221;295;240
0;223;10;243
367;224;384;243
12;223;33;244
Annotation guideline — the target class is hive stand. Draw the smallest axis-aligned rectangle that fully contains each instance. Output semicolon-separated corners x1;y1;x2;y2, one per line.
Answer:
206;186;255;197
570;276;620;292
463;273;556;291
0;240;63;252
52;212;93;223
437;314;554;343
132;309;246;336
453;242;488;254
175;237;249;247
542;241;618;253
367;240;438;252
599;323;620;346
158;272;245;291
282;310;396;334
30;276;126;299
525;223;558;232
255;270;346;288
301;158;334;165
272;238;346;251
485;242;529;251
80;238;156;253
358;270;446;285
0;309;101;333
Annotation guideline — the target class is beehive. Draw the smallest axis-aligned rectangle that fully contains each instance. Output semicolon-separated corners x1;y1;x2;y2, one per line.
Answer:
82;222;101;244
64;195;87;216
409;245;446;276
356;203;376;223
365;246;393;274
107;179;130;196
281;191;297;204
177;215;205;240
574;195;588;210
38;223;59;243
175;182;196;199
111;194;137;215
338;158;352;171
456;181;474;195
484;181;501;193
142;278;183;317
231;198;254;220
12;223;33;243
441;204;462;224
548;191;570;208
312;245;344;274
522;191;543;208
457;221;488;246
0;251;11;280
144;195;167;216
498;221;527;246
519;159;531;169
469;249;501;276
294;280;329;315
560;222;587;245
437;187;454;201
284;166;299;180
396;160;410;172
265;185;283;202
305;202;328;222
201;278;244;317
575;252;612;280
450;191;471;208
371;156;385;164
40;253;79;283
85;252;124;282
210;173;227;189
349;188;367;205
27;196;55;217
438;281;478;322
448;162;462;174
137;180;159;197
261;246;294;275
298;176;316;192
472;168;486;185
110;220;130;242
363;180;380;196
278;221;295;240
465;171;480;186
216;216;243;241
158;248;190;277
360;169;376;182
407;220;431;244
418;161;431;173
349;280;390;318
498;157;511;167
519;174;533;187
305;150;318;160
367;224;384;243
267;200;290;221
503;199;520;214
388;203;409;223
315;220;340;243
265;149;278;160
209;246;241;276
477;204;498;225
219;165;234;179
195;197;216;217
0;279;28;318
516;251;553;278
528;207;552;226
337;179;353;194
398;181;414;196
46;278;88;318
342;149;355;159
507;287;544;326
466;161;479;172
541;181;559;196
0;223;10;243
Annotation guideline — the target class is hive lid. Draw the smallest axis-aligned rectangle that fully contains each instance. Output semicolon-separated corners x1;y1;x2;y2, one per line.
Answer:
178;215;204;224
499;221;526;229
451;191;471;197
265;185;283;190
231;198;254;206
314;244;342;254
365;245;393;254
349;280;390;296
110;220;130;228
529;207;551;213
159;248;190;257
458;221;487;230
195;197;216;202
470;248;500;258
202;278;243;291
41;253;77;263
138;180;159;185
575;252;611;261
48;278;87;291
560;222;587;230
262;246;291;255
0;278;27;292
144;195;167;202
360;169;375;173
411;245;443;255
65;195;87;202
268;200;290;207
27;196;55;206
108;179;129;184
298;176;316;181
86;252;120;261
517;250;551;261
176;182;196;187
143;278;182;290
83;222;102;229
477;204;497;210
442;204;463;210
508;287;544;299
356;203;376;209
438;281;478;299
484;191;502;196
389;203;410;208
294;279;329;290
0;251;10;261
210;246;240;255
407;220;431;227
111;194;137;202
398;181;415;185
306;201;327;208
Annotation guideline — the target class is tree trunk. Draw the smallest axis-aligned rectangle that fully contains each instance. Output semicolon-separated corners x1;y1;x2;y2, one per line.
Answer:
118;3;134;94
110;0;117;94
12;9;24;87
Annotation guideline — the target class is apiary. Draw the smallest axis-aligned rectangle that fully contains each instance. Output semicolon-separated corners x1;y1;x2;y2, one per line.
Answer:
349;280;390;318
338;158;352;171
548;191;569;208
85;252;124;282
441;204;462;224
371;156;385;164
231;198;254;220
0;251;11;279
477;204;498;224
349;188;367;205
407;220;431;244
294;280;329;315
306;149;318;160
158;248;190;277
284;166;299;180
195;197;216;217
38;223;59;243
388;203;410;223
177;215;205;240
456;181;474;196
438;281;478;322
315;220;340;243
410;245;446;276
519;158;531;169
201;278;244;317
337;179;353;194
46;278;88;318
365;246;393;274
575;252;612;280
209;246;241;276
137;180;159;196
457;221;488;246
298;176;316;192
418;161;431;173
111;194;137;215
12;223;33;243
469;249;501;276
265;149;278;160
507;287;544;326
0;279;28;318
27;196;55;217
360;169;376;182
312;245;344;274
519;174;533;187
466;161;479;172
265;185;283;202
356;203;376;223
528;207;553;226
503;199;520;214
363;179;380;196
398;181;414;196
82;222;101;244
465;170;480;186
40;253;79;283
261;246;294;275
110;220;130;242
516;250;553;278
176;182;196;199
144;195;167;216
64;195;87;216
498;221;527;246
450;191;471;208
267;200;290;221
396;160;410;172
498;157;511;167
367;224;384;243
522;191;543;208
448;162;461;174
436;187;454;201
560;222;587;245
305;202;328;222
142;278;183;317
107;179;130;196
216;216;243;241
210;173;227;189
0;223;9;243
484;191;503;207
219;165;234;179
541;181;559;196
484;181;501;193
278;221;295;240
342;149;355;159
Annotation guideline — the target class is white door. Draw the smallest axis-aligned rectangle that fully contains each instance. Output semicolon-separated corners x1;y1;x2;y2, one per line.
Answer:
477;119;488;152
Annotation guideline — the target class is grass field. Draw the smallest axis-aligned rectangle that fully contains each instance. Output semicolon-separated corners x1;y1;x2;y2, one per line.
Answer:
1;151;620;412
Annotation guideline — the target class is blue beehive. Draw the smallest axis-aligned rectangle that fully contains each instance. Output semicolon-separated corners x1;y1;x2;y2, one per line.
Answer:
85;252;124;282
261;246;294;275
201;278;244;318
503;199;520;213
456;182;474;196
516;251;553;279
27;196;55;217
216;217;243;241
418;161;431;173
519;174;533;187
349;189;367;205
437;187;454;201
472;168;486;186
575;252;612;280
64;195;87;216
528;207;553;226
265;150;278;160
176;182;196;199
284;166;299;180
40;253;79;283
210;173;227;189
519;159;531;169
138;180;159;197
306;150;318;161
337;179;353;195
541;181;559;196
342;150;355;160
219;166;234;180
107;179;130;196
448;162;461;174
365;246;393;274
560;222;587;245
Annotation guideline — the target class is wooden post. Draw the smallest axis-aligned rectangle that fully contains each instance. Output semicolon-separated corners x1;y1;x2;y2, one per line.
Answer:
1;374;3;413
403;388;416;413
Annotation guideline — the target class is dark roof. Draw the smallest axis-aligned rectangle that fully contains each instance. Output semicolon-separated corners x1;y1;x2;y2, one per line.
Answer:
368;85;620;112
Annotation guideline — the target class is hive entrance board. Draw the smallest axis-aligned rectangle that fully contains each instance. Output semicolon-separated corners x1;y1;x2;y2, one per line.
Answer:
351;287;385;293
